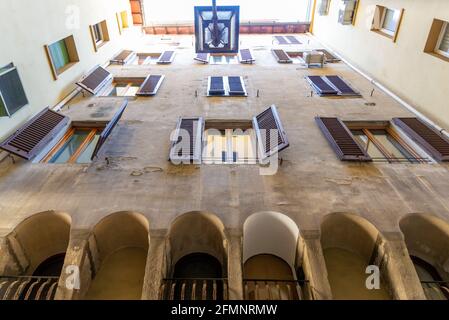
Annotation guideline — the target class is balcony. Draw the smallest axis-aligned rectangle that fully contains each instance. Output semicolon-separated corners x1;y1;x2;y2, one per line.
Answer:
160;278;228;300
0;276;59;300
243;279;311;300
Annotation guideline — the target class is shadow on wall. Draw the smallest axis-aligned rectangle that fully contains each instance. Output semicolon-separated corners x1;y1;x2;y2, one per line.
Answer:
84;211;149;300
400;213;449;300
320;213;391;300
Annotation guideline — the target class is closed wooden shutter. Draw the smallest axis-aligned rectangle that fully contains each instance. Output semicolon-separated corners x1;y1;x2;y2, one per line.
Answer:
0;108;69;160
76;66;112;95
136;75;164;96
315;117;371;161
393;117;449;162
91;100;128;160
253;105;289;161
170;117;204;164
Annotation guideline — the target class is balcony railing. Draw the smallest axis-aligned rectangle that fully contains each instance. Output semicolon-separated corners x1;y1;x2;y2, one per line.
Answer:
243;279;311;300
0;276;59;300
421;280;449;300
160;278;228;300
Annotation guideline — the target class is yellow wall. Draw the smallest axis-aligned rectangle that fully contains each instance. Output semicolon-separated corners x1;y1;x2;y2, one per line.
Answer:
0;0;131;141
312;0;449;129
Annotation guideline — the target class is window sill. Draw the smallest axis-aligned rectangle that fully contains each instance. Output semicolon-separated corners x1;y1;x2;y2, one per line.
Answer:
371;29;395;41
94;40;109;52
55;62;78;78
425;51;449;63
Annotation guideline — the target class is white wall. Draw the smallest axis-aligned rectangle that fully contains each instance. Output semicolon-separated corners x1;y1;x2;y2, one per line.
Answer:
312;0;449;129
0;0;131;141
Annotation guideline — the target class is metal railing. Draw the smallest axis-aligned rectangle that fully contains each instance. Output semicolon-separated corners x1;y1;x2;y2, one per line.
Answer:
421;280;449;300
243;279;311;300
0;276;59;300
160;278;228;300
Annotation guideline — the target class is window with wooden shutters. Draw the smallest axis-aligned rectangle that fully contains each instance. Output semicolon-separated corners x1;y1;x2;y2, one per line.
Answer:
0;108;69;160
393;118;449;162
318;0;330;16
170;117;204;164
315;117;371;161
253;105;289;162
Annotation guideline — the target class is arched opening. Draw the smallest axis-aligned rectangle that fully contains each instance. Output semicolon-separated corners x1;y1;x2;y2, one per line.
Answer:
85;212;149;300
242;212;306;300
321;213;391;300
1;211;71;300
162;212;228;300
400;214;449;300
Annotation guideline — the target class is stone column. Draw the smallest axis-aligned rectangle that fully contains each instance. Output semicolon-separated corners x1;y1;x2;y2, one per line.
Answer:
226;229;243;300
301;230;333;300
141;230;167;300
55;229;95;300
379;232;427;300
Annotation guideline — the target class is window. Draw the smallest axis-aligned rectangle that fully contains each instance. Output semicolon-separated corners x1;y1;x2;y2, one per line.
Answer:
318;0;331;16
436;22;449;58
209;55;239;65
203;126;257;164
424;19;449;62
338;0;358;25
106;82;141;97
117;11;129;34
45;36;79;79
90;20;110;51
0;64;28;117
371;6;403;41
44;128;100;164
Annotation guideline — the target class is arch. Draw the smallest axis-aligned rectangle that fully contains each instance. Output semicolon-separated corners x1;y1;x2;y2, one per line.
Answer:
399;213;449;270
321;212;379;262
8;211;72;275
167;211;227;269
320;212;391;300
85;211;149;300
243;211;299;267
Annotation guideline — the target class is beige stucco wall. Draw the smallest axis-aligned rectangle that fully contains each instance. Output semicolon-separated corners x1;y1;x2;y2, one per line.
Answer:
312;0;449;129
0;0;131;141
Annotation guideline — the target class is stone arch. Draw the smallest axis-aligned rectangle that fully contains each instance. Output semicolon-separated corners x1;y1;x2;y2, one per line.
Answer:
6;211;72;276
320;212;391;300
85;211;149;300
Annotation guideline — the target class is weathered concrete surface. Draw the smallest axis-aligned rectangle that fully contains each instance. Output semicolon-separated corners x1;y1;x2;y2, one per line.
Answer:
0;34;448;299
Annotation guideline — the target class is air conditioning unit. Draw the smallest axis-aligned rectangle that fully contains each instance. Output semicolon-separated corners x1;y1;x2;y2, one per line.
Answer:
303;51;325;68
338;0;358;25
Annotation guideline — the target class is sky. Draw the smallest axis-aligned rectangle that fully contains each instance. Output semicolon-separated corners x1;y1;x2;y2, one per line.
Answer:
144;0;313;24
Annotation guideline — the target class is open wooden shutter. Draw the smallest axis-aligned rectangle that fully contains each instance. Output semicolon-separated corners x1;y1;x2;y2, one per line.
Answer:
0;108;69;160
393;117;449;162
91;100;128;160
136;75;165;96
110;50;137;65
76;66;113;95
253;105;289;162
315;117;371;161
169;117;204;164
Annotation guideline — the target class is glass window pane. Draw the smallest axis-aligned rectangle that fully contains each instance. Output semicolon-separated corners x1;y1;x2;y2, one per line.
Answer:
49;130;90;163
439;24;449;53
49;40;70;70
370;129;415;162
232;129;256;163
382;9;399;32
204;130;227;163
351;130;386;160
76;134;100;163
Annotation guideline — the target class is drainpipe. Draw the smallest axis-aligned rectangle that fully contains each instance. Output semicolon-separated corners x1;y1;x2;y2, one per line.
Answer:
310;35;449;140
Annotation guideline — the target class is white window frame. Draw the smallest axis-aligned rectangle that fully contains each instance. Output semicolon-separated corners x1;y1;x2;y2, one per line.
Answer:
436;22;449;58
380;8;398;37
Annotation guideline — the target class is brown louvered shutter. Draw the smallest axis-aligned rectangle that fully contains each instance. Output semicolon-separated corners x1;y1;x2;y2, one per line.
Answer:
315;117;371;161
0;108;69;160
76;66;112;95
253;105;289;162
169;117;204;164
110;50;136;65
136;75;164;96
393;117;449;162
